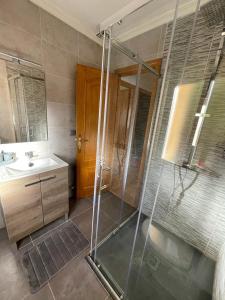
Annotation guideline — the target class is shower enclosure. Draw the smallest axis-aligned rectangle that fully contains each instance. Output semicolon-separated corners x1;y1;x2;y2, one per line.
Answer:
88;0;225;299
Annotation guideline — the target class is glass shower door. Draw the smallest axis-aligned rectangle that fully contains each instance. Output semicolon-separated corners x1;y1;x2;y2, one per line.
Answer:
89;31;161;297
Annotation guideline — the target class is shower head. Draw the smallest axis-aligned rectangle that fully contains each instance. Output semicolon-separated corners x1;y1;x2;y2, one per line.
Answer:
201;0;225;27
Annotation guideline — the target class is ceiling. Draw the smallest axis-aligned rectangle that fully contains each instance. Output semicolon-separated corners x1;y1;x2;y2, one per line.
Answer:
31;0;211;44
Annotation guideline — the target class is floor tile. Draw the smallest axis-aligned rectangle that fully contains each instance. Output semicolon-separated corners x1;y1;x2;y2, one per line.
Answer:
101;192;136;224
22;285;54;300
72;208;116;242
50;258;109;300
69;197;93;219
0;194;130;300
0;248;30;300
0;228;12;257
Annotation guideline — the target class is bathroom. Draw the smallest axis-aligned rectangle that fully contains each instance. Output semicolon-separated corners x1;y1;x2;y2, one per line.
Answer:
0;0;224;299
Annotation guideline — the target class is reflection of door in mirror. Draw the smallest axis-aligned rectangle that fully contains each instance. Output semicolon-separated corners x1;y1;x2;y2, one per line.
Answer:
110;61;160;208
0;58;47;144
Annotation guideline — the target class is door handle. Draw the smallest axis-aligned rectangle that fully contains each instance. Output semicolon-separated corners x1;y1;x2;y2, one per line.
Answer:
25;180;41;187
75;135;88;152
41;175;56;182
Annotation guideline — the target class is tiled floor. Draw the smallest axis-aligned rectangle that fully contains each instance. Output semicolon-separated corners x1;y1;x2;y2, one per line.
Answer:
0;191;135;300
95;215;215;300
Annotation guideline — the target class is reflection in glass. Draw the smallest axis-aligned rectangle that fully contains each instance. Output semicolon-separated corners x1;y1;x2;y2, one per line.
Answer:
162;82;203;165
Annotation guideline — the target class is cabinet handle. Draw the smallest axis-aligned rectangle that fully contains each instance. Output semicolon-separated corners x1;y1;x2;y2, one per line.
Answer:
25;180;41;187
41;175;56;182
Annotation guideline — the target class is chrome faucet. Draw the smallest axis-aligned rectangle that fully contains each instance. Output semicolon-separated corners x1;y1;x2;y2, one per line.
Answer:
25;151;34;167
25;151;33;159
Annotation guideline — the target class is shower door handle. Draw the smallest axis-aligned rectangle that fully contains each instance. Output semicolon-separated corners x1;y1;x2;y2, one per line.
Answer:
75;135;88;152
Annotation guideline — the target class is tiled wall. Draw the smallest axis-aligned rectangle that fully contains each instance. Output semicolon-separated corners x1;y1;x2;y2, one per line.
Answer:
0;0;102;196
142;0;225;261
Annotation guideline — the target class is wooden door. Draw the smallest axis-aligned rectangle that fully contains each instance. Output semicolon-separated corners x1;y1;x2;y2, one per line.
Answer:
76;64;118;199
76;64;102;199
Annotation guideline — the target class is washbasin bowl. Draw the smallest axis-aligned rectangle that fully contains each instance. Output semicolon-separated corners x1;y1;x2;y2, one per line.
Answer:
6;157;58;173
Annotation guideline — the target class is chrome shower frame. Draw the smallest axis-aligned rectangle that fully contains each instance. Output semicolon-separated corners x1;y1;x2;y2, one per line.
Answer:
89;0;180;298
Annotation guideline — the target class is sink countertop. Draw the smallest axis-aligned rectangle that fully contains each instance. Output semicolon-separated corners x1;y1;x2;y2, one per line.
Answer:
0;154;68;183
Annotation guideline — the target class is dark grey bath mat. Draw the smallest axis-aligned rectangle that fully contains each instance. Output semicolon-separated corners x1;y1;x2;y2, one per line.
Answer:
20;220;89;293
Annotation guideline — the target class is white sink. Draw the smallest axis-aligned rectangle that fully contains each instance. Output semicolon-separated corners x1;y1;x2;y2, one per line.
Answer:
6;158;58;173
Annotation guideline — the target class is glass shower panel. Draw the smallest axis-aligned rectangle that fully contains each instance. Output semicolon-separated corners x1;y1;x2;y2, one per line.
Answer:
90;40;141;264
127;1;225;299
90;0;181;298
89;0;225;299
93;61;160;296
193;76;225;176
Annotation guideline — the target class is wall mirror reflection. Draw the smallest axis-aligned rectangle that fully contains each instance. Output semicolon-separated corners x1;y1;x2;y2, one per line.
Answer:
0;58;47;144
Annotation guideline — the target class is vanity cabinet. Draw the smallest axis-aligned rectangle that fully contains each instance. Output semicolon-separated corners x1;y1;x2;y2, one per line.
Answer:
0;166;69;242
0;174;43;241
40;167;69;225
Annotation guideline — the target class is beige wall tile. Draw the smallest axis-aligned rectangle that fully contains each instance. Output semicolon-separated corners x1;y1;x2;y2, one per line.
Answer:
0;21;42;64
112;25;166;70
48;126;75;165
42;40;76;79
47;102;75;129
0;0;41;37
78;32;102;68
137;27;162;59
45;73;75;105
40;10;77;54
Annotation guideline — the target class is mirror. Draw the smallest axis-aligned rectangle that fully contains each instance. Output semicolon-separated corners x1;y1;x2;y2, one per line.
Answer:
0;59;47;144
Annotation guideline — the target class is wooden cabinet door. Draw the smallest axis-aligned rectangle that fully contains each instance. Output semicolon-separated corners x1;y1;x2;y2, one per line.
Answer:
40;167;69;225
0;175;43;241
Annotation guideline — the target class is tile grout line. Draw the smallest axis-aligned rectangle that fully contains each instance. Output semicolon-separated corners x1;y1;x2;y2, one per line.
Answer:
48;282;56;300
70;218;90;244
71;204;93;219
0;18;41;41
